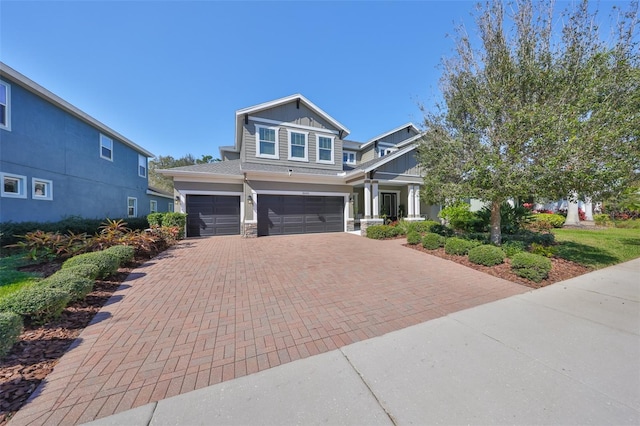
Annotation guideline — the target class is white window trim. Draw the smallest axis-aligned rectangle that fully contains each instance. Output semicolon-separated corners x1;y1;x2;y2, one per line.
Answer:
150;199;158;213
138;154;147;178
287;129;309;162
100;134;114;161
127;197;137;217
1;172;26;198
255;124;279;159
316;134;335;164
167;202;174;212
32;177;53;201
0;80;11;131
343;151;356;165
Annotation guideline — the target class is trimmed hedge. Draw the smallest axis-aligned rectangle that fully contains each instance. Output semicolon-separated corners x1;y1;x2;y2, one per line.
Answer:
444;237;479;255
422;232;445;250
41;271;94;302
0;311;23;358
147;212;164;227
502;231;555;247
410;220;440;234
430;223;455;237
365;225;400;239
468;245;505;266
161;213;187;239
406;231;421;245
59;263;100;280
62;251;120;279
501;240;526;258
103;245;135;265
0;285;70;324
511;252;553;283
533;213;566;228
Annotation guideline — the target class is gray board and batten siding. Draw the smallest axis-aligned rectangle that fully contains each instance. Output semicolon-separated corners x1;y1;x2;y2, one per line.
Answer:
242;103;344;171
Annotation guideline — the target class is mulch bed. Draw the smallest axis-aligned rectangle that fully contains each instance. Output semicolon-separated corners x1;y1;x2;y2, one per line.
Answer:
404;244;592;289
0;261;141;425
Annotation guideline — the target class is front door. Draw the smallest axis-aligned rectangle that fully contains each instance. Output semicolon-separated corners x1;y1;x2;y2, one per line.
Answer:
381;193;397;220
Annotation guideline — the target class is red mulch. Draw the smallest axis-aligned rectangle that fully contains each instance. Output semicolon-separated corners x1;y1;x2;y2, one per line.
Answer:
0;260;143;425
404;244;592;289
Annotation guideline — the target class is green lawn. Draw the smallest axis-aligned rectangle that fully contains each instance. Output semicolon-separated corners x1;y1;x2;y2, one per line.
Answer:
0;255;41;299
553;227;640;269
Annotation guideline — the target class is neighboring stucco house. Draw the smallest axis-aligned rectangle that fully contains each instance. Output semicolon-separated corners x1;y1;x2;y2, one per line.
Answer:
159;94;438;237
0;62;174;223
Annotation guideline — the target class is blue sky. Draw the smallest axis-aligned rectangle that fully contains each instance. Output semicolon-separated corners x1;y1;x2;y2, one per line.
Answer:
0;0;622;160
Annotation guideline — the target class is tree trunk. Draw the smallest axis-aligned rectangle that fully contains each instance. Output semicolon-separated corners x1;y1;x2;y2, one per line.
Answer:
584;196;594;221
490;200;502;245
564;191;581;226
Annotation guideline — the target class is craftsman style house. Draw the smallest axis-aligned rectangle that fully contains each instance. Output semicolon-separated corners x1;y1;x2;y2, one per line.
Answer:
0;62;173;223
160;94;437;237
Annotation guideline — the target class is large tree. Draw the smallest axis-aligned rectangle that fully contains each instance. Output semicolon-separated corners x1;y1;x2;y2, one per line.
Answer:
418;0;639;243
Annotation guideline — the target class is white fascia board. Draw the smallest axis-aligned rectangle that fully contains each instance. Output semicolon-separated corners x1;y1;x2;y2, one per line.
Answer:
244;170;346;185
146;189;174;200
0;62;155;158
360;122;421;150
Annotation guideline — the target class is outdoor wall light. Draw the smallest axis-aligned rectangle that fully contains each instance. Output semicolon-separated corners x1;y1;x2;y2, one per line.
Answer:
175;195;180;202
247;195;253;204
288;169;293;176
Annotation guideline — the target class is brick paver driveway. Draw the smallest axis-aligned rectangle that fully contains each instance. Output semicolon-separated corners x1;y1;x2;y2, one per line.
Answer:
11;233;528;425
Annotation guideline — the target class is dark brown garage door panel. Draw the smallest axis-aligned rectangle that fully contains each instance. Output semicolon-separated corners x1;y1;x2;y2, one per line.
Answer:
257;195;344;236
186;195;240;237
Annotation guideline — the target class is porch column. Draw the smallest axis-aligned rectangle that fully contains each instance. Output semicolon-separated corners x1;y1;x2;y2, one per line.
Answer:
414;184;421;217
372;180;379;219
407;185;415;218
364;179;372;219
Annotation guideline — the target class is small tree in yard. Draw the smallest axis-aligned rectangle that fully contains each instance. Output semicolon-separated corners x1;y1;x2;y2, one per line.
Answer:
418;0;639;243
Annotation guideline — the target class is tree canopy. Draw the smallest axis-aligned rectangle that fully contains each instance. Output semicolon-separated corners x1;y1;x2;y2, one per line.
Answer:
418;0;639;243
149;154;220;193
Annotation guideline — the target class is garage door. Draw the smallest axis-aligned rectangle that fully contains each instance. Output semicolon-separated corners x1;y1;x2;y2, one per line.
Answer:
257;195;344;236
186;195;240;237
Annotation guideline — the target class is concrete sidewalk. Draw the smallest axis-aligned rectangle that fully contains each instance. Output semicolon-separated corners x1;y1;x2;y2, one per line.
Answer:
86;258;640;425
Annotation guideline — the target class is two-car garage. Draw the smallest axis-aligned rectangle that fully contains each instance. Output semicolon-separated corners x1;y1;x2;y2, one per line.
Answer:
185;193;345;237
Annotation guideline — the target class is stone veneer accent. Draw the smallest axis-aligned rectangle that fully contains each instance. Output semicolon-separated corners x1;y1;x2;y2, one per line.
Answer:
347;219;355;232
243;222;257;238
360;218;384;237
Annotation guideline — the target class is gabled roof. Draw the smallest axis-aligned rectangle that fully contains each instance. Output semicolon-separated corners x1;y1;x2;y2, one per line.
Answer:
359;123;421;150
345;143;419;176
0;61;154;158
228;94;351;154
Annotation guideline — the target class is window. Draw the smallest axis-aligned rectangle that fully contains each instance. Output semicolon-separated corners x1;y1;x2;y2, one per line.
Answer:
256;125;279;159
32;178;53;200
1;173;26;198
138;155;147;177
316;135;334;164
150;200;157;213
288;130;308;161
100;134;113;161
343;151;356;164
378;147;395;157
168;202;174;212
127;197;137;217
0;80;10;131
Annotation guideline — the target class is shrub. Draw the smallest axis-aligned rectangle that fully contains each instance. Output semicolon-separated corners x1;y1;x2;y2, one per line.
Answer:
430;223;455;237
58;263;100;280
103;245;135;265
594;214;614;227
422;232;445;250
502;240;526;258
41;271;94;301
502;231;555;247
0;285;70;323
62;251;120;279
530;242;556;258
511;252;553;283
614;219;640;229
468;245;505;266
0;311;23;358
406;231;421;245
147;213;164;227
439;202;479;232
444;237;477;255
410;220;440;234
162;213;187;239
476;202;533;234
533;213;566;228
365;225;398;239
